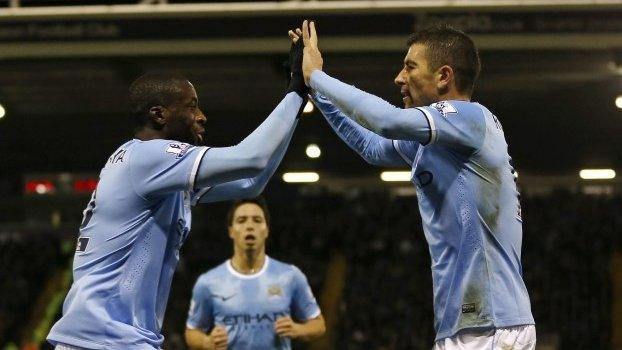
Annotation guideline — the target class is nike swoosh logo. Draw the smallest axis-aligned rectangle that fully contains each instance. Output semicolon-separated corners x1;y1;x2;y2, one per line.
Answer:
213;294;236;302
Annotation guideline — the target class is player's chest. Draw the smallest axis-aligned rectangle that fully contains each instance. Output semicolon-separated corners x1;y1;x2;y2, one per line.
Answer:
412;147;463;190
212;281;292;316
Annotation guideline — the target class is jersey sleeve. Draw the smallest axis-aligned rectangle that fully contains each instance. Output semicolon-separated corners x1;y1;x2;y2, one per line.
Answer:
129;140;209;198
392;139;418;166
290;266;321;321
313;91;419;167
415;101;486;153
186;278;214;331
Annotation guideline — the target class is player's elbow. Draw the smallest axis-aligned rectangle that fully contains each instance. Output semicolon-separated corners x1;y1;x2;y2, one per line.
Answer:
373;118;403;139
306;315;326;339
243;153;270;175
316;318;327;337
363;157;383;167
238;179;265;198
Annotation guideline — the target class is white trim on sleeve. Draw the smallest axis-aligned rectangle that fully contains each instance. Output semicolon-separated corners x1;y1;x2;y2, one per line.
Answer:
185;322;199;330
188;147;210;190
416;107;438;144
306;308;322;321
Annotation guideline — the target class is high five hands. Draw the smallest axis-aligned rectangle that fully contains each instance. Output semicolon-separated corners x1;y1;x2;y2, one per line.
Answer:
289;20;324;87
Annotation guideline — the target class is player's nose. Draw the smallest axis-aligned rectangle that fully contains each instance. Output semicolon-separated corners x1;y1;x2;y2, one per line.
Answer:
196;109;207;124
394;69;406;86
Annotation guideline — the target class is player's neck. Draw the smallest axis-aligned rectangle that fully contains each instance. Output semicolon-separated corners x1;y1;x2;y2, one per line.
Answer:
134;127;165;141
438;90;470;102
231;250;266;275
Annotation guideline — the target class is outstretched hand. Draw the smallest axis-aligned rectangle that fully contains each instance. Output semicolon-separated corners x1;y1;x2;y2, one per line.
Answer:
301;20;324;87
284;25;309;99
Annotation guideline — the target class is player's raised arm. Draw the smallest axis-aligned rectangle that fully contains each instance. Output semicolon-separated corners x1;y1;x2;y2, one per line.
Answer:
301;20;485;152
312;91;417;167
282;26;416;167
192;124;294;204
193;38;308;190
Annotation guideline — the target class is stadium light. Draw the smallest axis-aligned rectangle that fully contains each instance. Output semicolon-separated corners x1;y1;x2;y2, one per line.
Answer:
616;96;622;109
303;100;314;114
380;171;411;182
579;169;616;180
305;144;321;159
0;104;5;119
282;172;319;183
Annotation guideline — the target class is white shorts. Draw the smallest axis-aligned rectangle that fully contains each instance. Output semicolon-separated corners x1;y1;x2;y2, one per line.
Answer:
433;325;536;350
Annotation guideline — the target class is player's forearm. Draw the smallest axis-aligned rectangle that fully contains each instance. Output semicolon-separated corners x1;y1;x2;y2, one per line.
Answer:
310;70;431;142
185;329;214;350
313;92;408;167
296;316;326;340
196;124;295;204
194;92;302;188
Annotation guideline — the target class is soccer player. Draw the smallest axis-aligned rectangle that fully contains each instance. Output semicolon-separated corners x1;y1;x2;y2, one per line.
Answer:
46;39;309;350
294;21;536;349
185;197;325;350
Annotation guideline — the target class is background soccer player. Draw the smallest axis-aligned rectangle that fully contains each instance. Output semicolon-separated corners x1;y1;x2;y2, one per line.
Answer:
185;197;325;350
292;20;536;349
46;39;309;349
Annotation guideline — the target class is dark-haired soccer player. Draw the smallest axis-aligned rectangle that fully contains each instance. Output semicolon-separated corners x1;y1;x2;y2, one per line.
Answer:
47;39;308;350
185;197;325;350
294;21;536;349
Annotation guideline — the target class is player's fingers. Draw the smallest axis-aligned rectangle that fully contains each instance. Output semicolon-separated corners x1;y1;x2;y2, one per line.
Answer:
274;324;289;333
275;317;288;324
275;320;291;328
302;20;310;46
296;28;302;36
288;30;300;43
310;21;318;47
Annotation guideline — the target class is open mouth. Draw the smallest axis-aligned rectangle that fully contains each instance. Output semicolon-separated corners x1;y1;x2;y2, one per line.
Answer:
195;130;205;143
244;234;256;244
400;90;413;106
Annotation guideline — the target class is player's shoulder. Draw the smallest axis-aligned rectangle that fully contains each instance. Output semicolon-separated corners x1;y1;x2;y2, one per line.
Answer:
267;257;305;278
424;100;485;119
196;261;230;285
131;138;194;157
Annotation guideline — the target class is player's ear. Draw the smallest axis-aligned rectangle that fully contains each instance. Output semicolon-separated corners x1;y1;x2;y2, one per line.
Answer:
227;226;235;239
148;106;167;128
436;65;453;93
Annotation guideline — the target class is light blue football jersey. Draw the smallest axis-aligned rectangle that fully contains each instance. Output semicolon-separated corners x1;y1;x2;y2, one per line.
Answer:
48;139;209;349
186;257;321;350
309;70;534;341
394;101;535;340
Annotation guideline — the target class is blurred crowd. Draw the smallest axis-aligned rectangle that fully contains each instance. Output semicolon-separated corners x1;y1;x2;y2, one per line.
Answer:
1;190;620;349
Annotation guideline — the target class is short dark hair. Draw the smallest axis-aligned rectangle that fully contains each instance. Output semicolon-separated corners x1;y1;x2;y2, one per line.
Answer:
407;24;481;95
227;197;271;228
128;73;189;125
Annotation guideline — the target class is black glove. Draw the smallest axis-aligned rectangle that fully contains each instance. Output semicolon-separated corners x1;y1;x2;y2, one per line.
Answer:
285;38;309;99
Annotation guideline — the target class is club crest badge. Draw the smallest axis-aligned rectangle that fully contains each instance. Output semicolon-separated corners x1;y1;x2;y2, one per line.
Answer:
268;285;283;297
